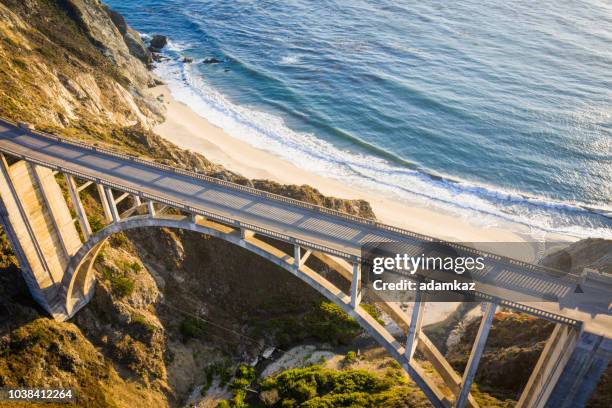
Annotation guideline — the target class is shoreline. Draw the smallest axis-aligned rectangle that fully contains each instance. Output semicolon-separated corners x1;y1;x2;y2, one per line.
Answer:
149;85;573;258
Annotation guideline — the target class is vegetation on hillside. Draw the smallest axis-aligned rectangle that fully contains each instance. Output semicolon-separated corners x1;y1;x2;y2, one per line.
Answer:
252;301;382;348
211;363;429;408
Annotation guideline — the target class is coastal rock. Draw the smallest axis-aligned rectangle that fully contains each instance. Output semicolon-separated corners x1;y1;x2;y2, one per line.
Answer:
202;57;221;64
58;0;154;87
150;34;168;50
124;28;153;65
104;7;152;65
104;6;127;35
151;52;169;63
182;56;193;63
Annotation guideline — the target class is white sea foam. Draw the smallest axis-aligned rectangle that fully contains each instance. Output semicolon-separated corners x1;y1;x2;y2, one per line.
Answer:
165;39;190;53
154;58;612;240
280;55;301;65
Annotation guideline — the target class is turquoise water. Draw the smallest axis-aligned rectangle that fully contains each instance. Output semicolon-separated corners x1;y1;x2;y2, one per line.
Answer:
107;0;611;238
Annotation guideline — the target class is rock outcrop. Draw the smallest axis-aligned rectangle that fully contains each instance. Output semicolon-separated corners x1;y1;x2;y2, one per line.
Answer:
150;34;168;51
202;57;221;64
56;0;154;87
104;5;152;65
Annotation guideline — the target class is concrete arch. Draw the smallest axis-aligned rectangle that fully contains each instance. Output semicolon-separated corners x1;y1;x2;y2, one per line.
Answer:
60;212;445;407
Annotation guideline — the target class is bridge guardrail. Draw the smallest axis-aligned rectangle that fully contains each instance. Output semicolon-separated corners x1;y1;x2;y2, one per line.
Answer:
0;118;583;282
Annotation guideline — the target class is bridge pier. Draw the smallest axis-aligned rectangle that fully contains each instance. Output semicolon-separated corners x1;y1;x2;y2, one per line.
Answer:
456;302;496;408
293;245;301;271
517;323;612;408
147;200;156;217
96;183;113;222
104;186;120;222
544;331;611;408
0;156;81;318
65;174;92;240
350;261;361;308
405;290;425;361
0;159;44;308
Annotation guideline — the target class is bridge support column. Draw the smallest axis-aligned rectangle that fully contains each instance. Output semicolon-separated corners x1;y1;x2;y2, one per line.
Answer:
300;249;312;266
456;302;496;408
540;330;611;408
32;166;71;256
104;187;120;222
350;261;361;309
293;245;312;270
294;245;301;271
240;228;254;240
147;200;156;217
405;289;425;360
96;184;113;222
0;156;47;307
0;159;54;285
65;174;91;240
133;195;141;207
517;324;574;408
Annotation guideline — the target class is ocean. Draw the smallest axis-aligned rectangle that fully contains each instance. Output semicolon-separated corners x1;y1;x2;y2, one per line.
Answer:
106;0;612;239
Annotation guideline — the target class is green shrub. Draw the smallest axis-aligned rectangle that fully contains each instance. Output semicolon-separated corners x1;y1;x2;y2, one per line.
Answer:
117;259;142;273
101;266;113;280
111;275;134;298
220;365;233;387
235;364;256;382
309;302;361;345
88;215;104;233
261;365;393;407
132;315;155;333
281;399;296;408
344;351;357;364
360;304;384;325
180;317;207;341
29;326;54;344
110;233;128;248
12;58;28;70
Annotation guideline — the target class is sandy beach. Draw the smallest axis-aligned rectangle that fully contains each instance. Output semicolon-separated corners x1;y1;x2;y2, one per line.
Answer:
149;85;571;258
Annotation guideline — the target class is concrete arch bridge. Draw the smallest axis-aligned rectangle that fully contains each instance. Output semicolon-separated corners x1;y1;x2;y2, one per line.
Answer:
0;119;609;408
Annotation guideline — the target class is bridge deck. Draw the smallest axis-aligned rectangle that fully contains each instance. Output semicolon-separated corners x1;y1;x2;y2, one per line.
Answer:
0;121;609;336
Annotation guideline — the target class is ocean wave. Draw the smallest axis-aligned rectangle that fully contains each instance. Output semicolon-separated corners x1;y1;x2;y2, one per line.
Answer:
153;57;612;240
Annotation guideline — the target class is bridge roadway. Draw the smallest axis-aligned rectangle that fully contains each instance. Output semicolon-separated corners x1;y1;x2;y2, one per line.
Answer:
0;120;610;336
